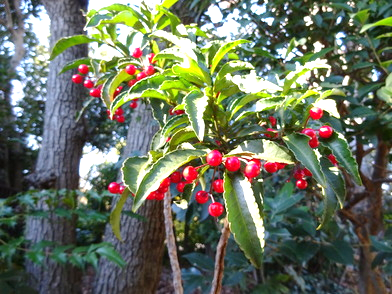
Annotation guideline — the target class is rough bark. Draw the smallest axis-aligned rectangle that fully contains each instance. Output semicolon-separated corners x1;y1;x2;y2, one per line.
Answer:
94;103;166;294
24;0;88;293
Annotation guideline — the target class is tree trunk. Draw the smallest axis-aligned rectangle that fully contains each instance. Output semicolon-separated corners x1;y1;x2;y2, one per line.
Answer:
94;103;166;294
24;0;88;293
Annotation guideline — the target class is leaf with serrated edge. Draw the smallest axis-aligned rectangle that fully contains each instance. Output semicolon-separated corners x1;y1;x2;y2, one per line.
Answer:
283;133;326;186
223;173;264;268
161;115;189;137
184;90;208;141
122;157;149;193
110;189;130;241
228;140;294;164
132;149;206;212
169;127;198;151
317;186;338;230
319;132;362;185
320;157;346;208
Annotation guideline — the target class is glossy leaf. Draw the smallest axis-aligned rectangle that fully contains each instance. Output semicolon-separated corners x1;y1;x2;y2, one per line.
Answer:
228;140;294;164
184;90;208;141
319;132;362;185
132;149;206;211
322;240;354;265
122;156;149;193
49;35;101;61
96;246;126;267
210;40;251;74
161;115;189;137
223;173;264;268
59;58;92;75
320;157;346;208
215;60;254;84
169;126;198;151
360;16;392;33
102;69;129;106
110;189;131;241
227;93;272;119
283;133;326;186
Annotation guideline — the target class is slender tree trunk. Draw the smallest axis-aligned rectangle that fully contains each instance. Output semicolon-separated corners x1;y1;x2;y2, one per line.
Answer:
94;103;166;294
24;0;88;293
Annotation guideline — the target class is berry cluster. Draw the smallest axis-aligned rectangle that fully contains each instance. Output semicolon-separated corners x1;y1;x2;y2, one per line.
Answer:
71;48;158;123
301;107;334;148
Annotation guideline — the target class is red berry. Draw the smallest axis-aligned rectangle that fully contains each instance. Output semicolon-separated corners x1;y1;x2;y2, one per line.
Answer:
176;182;186;193
244;161;261;178
208;202;224;217
108;182;120;194
115;108;124;116
114;86;123;97
269;116;277;127
264;162;278;173
158;186;168;193
301;128;316;139
132;48;143;58
296;179;308;189
160;177;171;188
78;64;89;75
125;64;136;75
212;179;224;193
83;79;94;88
72;74;83;84
183;166;198;182
154;191;165;200
169;108;175;115
265;128;278;138
116;115;125;123
130;100;138;109
136;71;147;81
308;137;319;148
145;65;155;76
249;159;262;169
170;171;182;183
276;162;287;170
166;137;171;142
303;168;313;177
90;88;101;98
118;185;126;194
319;125;333;139
327;154;338;165
175;110;185;115
294;169;305;180
147;191;157;200
128;79;137;87
195;191;209;204
309;107;323;120
206;150;223;166
147;53;156;64
225;157;241;172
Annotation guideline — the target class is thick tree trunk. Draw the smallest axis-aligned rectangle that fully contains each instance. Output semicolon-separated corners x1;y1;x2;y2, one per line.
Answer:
94;103;166;294
24;0;88;293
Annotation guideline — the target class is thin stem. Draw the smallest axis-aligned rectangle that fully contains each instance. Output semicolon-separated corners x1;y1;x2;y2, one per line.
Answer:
210;218;231;294
163;190;183;294
365;32;389;75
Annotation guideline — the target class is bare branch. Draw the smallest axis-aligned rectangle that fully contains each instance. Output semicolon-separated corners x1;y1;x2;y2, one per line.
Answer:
210;218;230;294
163;190;183;294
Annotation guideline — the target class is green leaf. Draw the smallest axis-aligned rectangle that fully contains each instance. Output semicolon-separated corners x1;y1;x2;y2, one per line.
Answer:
100;11;147;33
161;114;189;137
96;246;126;268
360;16;392;33
322;240;354;265
229;73;282;94
272;194;304;216
227;93;272;119
133;149;206;212
210;40;251;74
313;98;341;118
102;69;129;108
228;140;294;164
169;126;198;151
110;189;131;241
319;132;362;185
184;90;208;141
122;156;149;193
234;97;285;121
317;186;338;230
320;158;346;208
215;61;254;84
283;134;326;186
49;35;100;61
223;173;264;268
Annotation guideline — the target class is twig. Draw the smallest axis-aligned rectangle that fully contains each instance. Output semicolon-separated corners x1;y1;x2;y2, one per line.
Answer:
210;218;231;294
163;190;183;294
